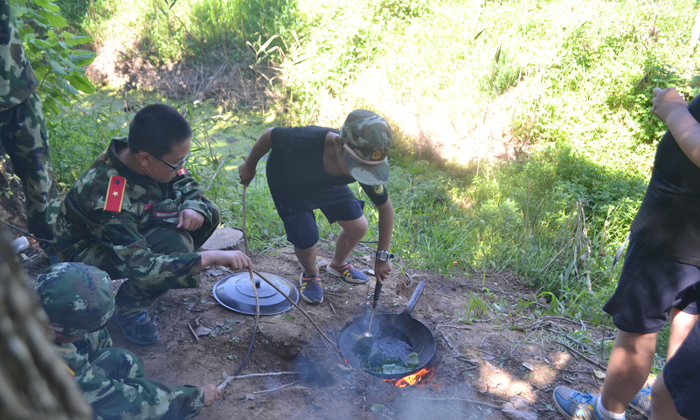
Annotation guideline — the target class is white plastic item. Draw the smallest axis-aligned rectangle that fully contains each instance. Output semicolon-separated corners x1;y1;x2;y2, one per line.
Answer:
10;236;29;254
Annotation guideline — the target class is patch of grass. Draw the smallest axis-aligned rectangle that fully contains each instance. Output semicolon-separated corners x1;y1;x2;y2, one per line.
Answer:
60;0;700;360
83;0;303;66
48;91;128;188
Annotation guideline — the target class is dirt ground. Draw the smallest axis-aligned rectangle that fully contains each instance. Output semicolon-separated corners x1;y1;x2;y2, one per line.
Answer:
0;158;626;420
4;206;632;420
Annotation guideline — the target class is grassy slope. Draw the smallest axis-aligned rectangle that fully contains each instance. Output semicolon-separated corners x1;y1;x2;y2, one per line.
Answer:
47;0;700;359
283;0;699;320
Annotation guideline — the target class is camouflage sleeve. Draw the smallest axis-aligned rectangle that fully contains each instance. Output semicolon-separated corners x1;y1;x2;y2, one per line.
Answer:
76;348;205;420
83;376;205;420
0;1;39;110
88;204;202;281
88;328;113;352
171;175;215;224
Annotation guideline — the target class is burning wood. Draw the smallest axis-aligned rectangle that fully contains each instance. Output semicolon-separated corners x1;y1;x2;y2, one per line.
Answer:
383;367;434;387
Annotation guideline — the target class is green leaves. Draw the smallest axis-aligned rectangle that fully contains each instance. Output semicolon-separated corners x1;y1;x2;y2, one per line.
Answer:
406;352;420;368
63;34;91;46
39;7;68;28
34;0;61;13
12;0;95;114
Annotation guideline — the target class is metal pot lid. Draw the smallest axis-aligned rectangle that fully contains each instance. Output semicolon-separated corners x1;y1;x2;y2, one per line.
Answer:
213;271;299;315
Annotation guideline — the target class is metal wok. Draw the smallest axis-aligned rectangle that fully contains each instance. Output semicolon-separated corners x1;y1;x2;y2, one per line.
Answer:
338;281;436;380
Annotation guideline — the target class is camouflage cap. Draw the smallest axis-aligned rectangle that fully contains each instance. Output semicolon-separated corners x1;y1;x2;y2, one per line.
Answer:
35;263;115;338
339;110;393;185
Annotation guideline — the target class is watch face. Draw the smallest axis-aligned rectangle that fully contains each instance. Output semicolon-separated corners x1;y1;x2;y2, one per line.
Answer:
377;251;388;261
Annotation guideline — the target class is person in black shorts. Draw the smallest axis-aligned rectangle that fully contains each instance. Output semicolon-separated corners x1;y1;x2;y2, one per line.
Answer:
553;87;700;420
238;110;395;304
650;284;700;420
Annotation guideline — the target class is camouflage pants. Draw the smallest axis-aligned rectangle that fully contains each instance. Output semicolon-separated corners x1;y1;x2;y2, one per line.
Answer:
0;92;58;248
87;347;203;420
75;217;218;316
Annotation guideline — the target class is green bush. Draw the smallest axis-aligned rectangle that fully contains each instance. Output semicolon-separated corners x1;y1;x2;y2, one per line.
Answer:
54;0;90;27
48;94;129;187
372;0;431;23
67;0;700;351
12;0;96;115
87;0;303;66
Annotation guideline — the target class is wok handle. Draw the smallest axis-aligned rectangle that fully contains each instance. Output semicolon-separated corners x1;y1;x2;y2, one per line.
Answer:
403;281;426;316
373;281;382;302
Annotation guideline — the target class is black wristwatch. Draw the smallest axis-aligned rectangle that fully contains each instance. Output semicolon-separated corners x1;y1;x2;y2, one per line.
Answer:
375;250;394;262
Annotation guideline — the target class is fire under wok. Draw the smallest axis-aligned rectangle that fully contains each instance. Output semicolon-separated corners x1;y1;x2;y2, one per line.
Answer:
338;281;436;380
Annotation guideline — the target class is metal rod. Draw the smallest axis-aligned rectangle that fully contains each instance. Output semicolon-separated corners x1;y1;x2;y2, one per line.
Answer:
253;269;339;352
218;371;299;390
232;184;259;377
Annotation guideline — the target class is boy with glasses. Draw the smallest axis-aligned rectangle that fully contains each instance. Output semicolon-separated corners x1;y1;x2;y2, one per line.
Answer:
55;104;252;345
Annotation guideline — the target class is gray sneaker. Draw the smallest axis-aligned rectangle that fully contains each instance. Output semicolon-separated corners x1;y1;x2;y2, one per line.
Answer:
552;386;602;420
630;384;651;418
299;273;323;304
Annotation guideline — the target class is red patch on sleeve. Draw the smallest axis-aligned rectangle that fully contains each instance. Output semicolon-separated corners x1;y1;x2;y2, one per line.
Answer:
104;175;126;212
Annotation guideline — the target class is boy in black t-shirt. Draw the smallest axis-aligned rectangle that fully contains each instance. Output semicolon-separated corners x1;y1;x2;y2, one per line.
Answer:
553;88;700;420
239;110;394;304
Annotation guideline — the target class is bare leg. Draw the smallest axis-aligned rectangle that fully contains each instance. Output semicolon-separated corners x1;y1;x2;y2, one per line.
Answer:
294;243;319;277
600;330;657;414
331;216;368;267
650;374;688;420
667;308;699;359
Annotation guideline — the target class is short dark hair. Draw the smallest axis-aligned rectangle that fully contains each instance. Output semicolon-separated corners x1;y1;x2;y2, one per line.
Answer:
127;104;192;157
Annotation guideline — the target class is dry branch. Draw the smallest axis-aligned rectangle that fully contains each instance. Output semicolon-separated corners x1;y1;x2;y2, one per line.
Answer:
414;397;502;410
440;324;472;330
218;371;299;390
554;340;607;371
252;381;308;394
187;323;199;342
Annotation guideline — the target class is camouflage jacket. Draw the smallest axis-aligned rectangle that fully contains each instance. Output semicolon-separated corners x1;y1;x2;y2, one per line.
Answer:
55;137;214;281
0;0;38;111
56;328;204;420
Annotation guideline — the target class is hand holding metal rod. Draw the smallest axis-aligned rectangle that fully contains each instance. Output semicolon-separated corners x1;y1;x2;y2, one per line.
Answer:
230;184;260;378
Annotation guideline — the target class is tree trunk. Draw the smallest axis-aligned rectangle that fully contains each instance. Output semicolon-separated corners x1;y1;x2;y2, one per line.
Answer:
0;231;92;420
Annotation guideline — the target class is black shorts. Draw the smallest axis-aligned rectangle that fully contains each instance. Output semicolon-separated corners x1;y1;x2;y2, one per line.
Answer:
663;309;700;418
280;199;365;249
603;237;699;334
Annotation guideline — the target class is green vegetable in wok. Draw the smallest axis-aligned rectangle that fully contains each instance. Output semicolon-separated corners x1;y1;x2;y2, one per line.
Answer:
406;352;419;368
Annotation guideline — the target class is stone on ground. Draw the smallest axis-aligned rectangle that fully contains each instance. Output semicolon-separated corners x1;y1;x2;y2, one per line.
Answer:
200;227;244;251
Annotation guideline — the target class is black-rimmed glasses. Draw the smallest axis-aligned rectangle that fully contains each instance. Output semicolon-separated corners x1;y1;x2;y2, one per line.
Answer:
150;150;190;172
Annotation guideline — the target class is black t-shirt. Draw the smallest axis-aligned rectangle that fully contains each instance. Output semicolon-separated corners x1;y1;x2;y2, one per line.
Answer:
631;95;700;266
265;126;388;216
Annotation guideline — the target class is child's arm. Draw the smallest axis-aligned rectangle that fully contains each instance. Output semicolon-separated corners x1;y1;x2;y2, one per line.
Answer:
374;198;394;285
67;349;210;418
359;184;394;284
172;176;215;230
239;128;273;186
201;250;253;273
652;87;700;168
